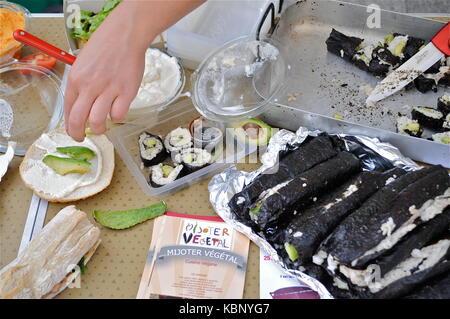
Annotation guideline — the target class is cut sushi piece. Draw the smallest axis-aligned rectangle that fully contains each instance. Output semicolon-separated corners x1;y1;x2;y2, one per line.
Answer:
317;165;450;271
283;169;406;266
404;271;450;299
396;116;423;138
173;147;211;173
432;131;450;144
368;58;391;78
228;135;340;220
150;163;184;187
326;29;363;62
411;106;444;130
437;94;450;115
248;151;361;230
164;127;192;153
414;75;437;93
138;132;167;167
403;36;425;60
230;118;272;146
371;45;400;68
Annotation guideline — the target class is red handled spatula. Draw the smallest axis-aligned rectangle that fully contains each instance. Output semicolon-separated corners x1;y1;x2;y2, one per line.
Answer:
13;29;77;65
366;22;450;104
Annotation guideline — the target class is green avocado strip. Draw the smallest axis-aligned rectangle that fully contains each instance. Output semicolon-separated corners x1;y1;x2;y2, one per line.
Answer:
284;243;299;262
93;201;167;230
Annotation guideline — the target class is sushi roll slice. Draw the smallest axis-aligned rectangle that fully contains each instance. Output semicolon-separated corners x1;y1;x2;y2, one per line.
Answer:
411;106;444;130
326;29;363;62
164;127;193;153
432;131;450;144
368;58;390;78
414;75;437;93
403;36;425;60
371;45;400;68
139;132;167;167
396;116;423;138
174;148;211;173
437;94;450;115
150;163;184;187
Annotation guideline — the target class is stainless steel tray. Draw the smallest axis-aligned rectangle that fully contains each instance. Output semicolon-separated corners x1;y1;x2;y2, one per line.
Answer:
267;0;449;167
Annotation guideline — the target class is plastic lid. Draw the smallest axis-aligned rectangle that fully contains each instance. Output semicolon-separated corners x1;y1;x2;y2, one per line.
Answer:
191;36;289;122
0;61;64;155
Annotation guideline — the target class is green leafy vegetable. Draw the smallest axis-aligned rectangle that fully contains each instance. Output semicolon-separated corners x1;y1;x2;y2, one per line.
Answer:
71;0;122;41
93;202;167;230
77;257;86;275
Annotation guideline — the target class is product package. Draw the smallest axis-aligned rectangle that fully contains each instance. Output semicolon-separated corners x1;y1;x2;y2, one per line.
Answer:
137;212;250;299
259;249;320;299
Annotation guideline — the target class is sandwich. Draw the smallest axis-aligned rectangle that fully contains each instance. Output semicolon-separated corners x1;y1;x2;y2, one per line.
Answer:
19;128;115;202
0;206;101;299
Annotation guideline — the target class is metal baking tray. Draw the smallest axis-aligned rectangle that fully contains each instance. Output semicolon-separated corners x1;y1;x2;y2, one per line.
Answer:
267;0;449;167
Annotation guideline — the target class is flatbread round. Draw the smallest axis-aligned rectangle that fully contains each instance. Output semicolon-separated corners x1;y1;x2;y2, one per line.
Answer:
20;128;115;202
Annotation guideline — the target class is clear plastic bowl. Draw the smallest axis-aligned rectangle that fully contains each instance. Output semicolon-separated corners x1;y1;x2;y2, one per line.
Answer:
0;61;64;155
0;1;31;65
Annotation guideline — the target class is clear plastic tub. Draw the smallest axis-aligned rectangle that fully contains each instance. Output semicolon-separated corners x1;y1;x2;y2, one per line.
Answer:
107;100;256;198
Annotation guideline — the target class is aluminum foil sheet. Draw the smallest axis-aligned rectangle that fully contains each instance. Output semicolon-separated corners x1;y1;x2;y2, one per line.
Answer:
208;127;421;299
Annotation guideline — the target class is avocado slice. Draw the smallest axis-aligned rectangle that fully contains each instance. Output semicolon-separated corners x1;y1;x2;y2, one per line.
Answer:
384;34;394;45
43;155;91;175
284;243;299;262
56;146;96;160
231;118;272;146
161;165;174;178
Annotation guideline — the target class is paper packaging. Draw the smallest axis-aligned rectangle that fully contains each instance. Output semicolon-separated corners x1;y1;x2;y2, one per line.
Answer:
260;248;320;299
137;212;250;299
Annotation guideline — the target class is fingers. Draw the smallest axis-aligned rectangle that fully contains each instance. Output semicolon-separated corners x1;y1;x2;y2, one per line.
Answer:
110;94;132;123
89;94;116;135
63;83;78;130
67;92;96;142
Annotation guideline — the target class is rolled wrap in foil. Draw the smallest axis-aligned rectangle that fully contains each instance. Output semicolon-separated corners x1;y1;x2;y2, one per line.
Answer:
208;127;420;299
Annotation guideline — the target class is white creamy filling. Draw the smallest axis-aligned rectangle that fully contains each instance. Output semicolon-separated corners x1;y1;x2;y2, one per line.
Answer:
130;48;181;109
258;180;292;201
312;250;327;266
236;196;245;205
351;188;450;266
324;183;359;210
23;133;102;198
423;66;449;85
387;35;408;57
380;217;396;236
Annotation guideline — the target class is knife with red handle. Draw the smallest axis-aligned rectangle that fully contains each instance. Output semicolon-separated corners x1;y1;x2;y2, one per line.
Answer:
367;22;450;103
13;29;77;65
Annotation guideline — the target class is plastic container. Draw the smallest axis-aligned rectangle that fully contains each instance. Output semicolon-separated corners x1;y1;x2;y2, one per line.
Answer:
0;61;64;155
0;1;31;64
164;0;284;69
107;100;256;198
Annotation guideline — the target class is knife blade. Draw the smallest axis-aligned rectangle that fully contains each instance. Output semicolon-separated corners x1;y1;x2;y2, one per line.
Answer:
367;22;450;103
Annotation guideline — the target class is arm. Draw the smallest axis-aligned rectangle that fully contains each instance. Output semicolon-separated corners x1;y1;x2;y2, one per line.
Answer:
65;0;205;141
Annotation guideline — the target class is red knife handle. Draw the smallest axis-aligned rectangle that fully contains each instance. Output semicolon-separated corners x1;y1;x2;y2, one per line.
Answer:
13;29;76;65
432;22;450;56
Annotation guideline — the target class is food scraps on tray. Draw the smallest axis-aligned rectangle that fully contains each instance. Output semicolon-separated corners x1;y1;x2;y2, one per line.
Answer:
326;29;449;94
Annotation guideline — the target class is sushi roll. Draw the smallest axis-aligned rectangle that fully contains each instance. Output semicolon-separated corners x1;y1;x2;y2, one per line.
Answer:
396;116;423;138
164;127;192;153
174;148;211;173
139;132;167;167
437;94;450;115
150;163;184;187
326;29;363;62
432;131;450;144
411;106;444;130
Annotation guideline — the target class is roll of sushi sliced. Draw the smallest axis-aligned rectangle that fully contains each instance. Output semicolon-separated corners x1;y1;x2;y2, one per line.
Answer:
164;127;192;153
396;116;423;138
411;106;444;130
150;163;184;187
437;94;450;115
432;131;450;144
139;132;167;167
174;148;212;173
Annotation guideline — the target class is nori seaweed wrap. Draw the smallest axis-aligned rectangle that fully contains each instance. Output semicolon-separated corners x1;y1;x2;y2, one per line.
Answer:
414;75;437;93
282;169;406;266
317;165;450;270
411;106;444;130
372;45;400;68
248;151;361;230
404;271;450;299
368;58;391;78
326;29;363;62
228;135;340;220
403;36;425;60
437;94;450;115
